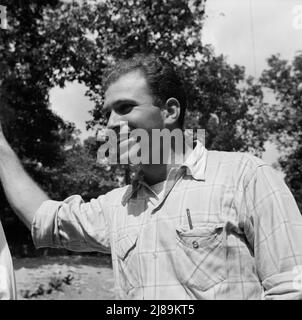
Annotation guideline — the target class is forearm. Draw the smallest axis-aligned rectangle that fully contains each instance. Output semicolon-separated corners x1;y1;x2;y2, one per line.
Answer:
0;142;49;229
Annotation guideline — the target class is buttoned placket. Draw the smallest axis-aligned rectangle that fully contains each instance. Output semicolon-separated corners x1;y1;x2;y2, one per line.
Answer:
130;166;187;299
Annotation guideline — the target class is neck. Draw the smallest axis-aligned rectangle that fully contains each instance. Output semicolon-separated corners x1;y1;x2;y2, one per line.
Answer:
139;146;194;186
140;164;168;186
132;133;196;186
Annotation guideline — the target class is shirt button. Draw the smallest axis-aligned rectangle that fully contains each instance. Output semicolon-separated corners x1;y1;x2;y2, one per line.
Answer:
192;241;199;249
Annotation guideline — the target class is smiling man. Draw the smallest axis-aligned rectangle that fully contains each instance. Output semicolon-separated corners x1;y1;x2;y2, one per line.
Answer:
1;54;302;300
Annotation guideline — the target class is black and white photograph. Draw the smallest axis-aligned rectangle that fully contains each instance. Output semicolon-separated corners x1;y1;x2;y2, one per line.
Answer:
0;0;302;303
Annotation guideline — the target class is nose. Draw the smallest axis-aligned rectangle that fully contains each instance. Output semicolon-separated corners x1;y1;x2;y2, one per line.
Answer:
106;110;123;130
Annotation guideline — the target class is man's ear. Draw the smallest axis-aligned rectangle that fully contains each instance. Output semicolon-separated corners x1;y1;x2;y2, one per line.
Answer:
162;97;180;126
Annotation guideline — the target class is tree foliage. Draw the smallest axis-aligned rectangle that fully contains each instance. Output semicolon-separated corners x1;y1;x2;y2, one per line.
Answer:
34;0;264;154
258;53;302;209
0;0;70;165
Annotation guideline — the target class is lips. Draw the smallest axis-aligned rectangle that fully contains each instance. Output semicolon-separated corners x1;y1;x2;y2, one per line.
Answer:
117;133;130;146
117;126;136;145
97;123;138;154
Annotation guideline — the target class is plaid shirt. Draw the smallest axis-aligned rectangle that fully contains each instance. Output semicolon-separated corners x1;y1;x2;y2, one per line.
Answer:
32;142;302;299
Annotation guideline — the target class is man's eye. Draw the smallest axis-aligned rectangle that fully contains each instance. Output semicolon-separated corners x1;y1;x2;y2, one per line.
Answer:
117;104;134;115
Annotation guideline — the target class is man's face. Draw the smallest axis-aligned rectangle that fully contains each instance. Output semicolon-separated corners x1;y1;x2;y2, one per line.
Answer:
102;70;165;164
103;70;164;132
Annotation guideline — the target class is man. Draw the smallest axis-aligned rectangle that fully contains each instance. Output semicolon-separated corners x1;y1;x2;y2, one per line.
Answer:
0;220;16;299
1;54;302;300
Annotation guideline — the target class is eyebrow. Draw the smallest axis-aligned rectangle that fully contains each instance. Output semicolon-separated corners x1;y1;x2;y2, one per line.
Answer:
103;99;138;112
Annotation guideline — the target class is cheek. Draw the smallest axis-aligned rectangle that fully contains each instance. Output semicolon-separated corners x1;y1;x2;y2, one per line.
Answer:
128;108;164;130
146;112;165;130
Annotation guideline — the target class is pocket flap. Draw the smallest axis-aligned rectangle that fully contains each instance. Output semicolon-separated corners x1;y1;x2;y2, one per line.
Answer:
176;223;224;237
176;223;225;249
116;233;138;260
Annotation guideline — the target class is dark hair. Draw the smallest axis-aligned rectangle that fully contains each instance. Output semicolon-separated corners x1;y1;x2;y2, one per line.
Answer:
104;54;187;128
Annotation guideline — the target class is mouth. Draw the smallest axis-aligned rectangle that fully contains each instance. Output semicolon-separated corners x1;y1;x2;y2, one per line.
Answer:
117;125;136;144
117;133;129;147
117;135;140;150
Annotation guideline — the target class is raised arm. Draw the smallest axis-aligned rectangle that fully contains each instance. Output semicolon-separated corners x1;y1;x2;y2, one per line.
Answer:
0;121;49;229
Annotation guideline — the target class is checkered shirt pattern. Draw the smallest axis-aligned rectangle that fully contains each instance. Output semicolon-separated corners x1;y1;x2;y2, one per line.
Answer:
32;142;302;299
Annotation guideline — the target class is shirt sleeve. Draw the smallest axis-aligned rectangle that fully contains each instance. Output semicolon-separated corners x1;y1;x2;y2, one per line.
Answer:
31;194;111;253
244;163;302;300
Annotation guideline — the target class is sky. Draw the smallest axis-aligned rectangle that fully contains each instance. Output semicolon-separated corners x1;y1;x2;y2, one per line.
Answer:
49;0;302;165
203;0;302;77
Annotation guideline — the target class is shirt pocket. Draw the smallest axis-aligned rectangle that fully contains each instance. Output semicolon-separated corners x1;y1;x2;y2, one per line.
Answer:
116;233;140;294
174;223;226;291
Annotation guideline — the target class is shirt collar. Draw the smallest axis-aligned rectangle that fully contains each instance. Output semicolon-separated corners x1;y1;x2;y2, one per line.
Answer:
182;140;207;181
121;140;207;205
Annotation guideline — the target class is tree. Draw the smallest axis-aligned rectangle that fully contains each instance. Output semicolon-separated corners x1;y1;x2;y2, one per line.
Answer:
39;0;265;154
258;53;302;210
0;0;69;165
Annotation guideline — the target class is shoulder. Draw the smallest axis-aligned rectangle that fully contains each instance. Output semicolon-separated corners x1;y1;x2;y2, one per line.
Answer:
101;184;134;206
207;149;267;170
205;150;271;186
